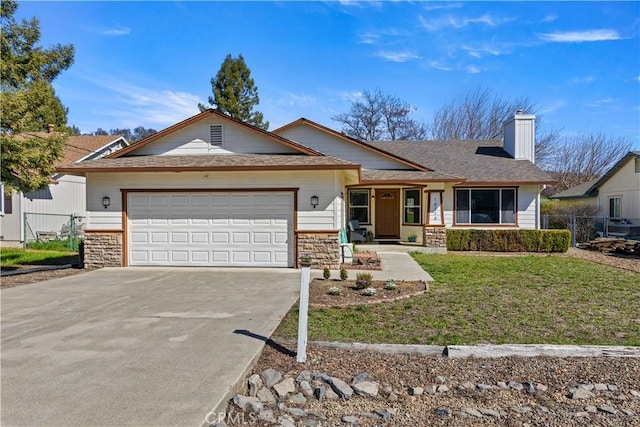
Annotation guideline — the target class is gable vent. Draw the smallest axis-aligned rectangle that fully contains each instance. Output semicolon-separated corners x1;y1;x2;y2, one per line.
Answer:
209;125;223;146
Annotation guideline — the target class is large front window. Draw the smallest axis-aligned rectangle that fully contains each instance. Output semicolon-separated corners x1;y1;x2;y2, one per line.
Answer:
403;189;421;224
349;189;370;224
455;188;516;224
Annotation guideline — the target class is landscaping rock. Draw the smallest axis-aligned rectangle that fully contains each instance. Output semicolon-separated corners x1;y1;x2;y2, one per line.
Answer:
508;380;523;390
585;405;597;413
608;384;619;391
511;406;532;414
278;415;295;427
273;377;296;399
258;409;276;423
630;390;640;398
327;376;353;399
479;408;501;418
325;386;339;400
286;407;307;417
537;406;550;414
435;375;447;384
257;387;277;405
352;381;379;397
288;393;307;405
341;415;358;424
248;374;263;397
573;411;590;418
351;373;370;384
299;380;313;396
387;392;398;402
409;386;424;396
594;383;608;391
461;381;475;390
598;406;618;415
261;369;282;388
536;383;548;392
497;381;508;389
296;371;312;383
437;384;450;393
232;395;263;413
425;384;438;395
374;410;393;420
476;383;494;391
313;386;325;401
435;408;452;418
460;407;483;418
621;409;635;416
523;382;536;394
571;389;595;400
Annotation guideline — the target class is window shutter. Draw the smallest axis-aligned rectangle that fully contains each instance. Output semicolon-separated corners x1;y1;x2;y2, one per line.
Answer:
209;125;223;146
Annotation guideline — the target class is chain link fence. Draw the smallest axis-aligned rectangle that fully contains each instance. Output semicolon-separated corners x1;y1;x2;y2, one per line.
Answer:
23;212;85;251
542;215;640;247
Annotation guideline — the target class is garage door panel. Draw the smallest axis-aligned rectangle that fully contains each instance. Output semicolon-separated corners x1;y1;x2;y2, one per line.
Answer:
128;191;293;267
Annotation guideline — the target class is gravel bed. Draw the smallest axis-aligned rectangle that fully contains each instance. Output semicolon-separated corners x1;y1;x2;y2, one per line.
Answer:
0;267;84;289
563;248;640;273
223;342;640;426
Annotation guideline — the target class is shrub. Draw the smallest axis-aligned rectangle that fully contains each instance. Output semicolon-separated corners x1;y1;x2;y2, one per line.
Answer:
327;286;341;296
384;279;397;290
340;267;348;281
322;266;331;280
355;272;373;290
361;287;377;296
446;229;570;253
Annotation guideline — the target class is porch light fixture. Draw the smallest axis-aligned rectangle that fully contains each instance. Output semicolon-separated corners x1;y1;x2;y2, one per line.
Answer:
102;196;111;209
310;195;319;209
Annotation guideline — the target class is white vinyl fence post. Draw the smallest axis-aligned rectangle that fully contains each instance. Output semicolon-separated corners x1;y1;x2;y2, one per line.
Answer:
297;254;312;363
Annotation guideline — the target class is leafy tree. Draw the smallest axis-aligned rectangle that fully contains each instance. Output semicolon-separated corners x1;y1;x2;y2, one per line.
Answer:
93;128;108;136
90;126;157;142
198;53;269;129
428;88;558;167
131;126;157;141
66;124;81;135
332;89;428;141
0;0;74;192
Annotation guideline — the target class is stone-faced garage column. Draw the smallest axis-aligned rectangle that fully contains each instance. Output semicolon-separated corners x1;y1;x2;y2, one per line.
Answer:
83;231;123;268
296;232;340;269
423;226;447;251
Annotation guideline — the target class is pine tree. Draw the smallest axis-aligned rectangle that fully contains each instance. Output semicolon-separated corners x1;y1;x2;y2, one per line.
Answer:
199;54;269;130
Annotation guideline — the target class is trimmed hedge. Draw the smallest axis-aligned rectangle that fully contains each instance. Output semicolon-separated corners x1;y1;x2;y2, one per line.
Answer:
446;229;570;253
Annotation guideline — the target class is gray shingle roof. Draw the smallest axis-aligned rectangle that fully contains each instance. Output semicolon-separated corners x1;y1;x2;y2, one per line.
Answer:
369;140;554;184
550;178;600;199
361;169;461;182
57;154;359;173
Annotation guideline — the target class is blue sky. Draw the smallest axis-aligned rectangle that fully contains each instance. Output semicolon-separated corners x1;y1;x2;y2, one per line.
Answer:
17;1;640;148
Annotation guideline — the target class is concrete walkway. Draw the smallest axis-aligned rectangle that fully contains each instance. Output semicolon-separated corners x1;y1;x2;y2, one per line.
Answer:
317;244;434;282
1;267;300;427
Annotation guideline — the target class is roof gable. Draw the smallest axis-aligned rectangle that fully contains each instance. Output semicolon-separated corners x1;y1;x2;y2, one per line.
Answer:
19;133;128;167
109;110;321;158
274;118;429;171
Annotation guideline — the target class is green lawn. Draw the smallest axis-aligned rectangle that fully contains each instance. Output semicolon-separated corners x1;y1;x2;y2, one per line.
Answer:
274;254;640;346
1;248;79;267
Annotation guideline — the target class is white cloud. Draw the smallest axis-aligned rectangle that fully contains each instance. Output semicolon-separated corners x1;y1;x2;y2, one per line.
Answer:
540;100;566;114
464;64;482;74
637;75;640;82
541;14;558;23
276;92;318;107
460;44;506;58
419;13;514;31
584;97;616;108
375;50;420;62
358;32;379;44
338;90;363;102
569;76;595;84
538;29;622;42
423;2;463;11
100;24;131;36
427;60;453;71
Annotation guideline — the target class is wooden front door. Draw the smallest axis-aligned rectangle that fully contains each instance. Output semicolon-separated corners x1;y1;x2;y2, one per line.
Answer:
375;189;400;238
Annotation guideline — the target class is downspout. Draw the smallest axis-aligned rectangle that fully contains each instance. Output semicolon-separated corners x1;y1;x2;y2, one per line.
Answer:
536;186;543;230
19;191;25;245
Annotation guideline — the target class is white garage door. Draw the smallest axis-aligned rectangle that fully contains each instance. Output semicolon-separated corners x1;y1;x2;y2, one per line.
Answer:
127;191;294;267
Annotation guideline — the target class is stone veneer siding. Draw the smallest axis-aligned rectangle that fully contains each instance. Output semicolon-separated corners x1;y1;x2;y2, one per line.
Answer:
83;232;123;268
423;226;447;248
297;232;340;269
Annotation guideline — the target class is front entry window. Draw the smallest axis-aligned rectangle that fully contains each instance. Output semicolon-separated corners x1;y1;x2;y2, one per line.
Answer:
403;189;421;224
349;189;370;224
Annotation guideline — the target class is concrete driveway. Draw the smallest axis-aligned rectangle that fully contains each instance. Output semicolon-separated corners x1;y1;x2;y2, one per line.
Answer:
1;267;300;426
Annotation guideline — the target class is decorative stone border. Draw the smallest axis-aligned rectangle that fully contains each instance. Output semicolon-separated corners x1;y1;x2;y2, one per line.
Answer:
310;282;429;308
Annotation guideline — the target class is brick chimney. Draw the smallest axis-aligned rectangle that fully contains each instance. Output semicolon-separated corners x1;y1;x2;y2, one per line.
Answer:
503;110;535;163
47;124;55;134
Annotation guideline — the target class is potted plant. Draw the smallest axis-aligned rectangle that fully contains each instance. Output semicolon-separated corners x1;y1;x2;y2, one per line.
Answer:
408;233;417;243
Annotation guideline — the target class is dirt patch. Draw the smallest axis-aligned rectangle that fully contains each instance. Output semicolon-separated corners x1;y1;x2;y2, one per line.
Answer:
563;247;640;273
1;267;85;289
310;278;427;307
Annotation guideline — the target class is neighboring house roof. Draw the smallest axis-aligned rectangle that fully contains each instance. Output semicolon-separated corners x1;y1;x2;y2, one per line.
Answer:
273;118;431;172
551;151;639;199
369;140;554;184
361;169;461;184
550;178;600;199
57;154;360;174
18;133;127;167
110;109;323;158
